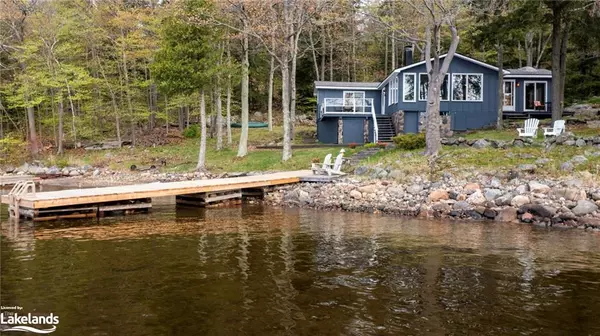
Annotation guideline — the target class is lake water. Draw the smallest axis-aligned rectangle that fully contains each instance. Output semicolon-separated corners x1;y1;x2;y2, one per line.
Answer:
1;200;600;335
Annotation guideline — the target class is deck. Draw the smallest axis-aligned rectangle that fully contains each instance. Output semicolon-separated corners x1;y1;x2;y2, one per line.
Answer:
1;170;315;221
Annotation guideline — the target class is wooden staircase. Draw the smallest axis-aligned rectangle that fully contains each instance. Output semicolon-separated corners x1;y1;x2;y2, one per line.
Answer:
376;115;396;142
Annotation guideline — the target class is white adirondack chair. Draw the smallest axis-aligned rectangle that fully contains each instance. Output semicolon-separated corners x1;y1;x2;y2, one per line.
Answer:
325;150;346;176
311;153;332;174
543;120;566;138
517;118;540;138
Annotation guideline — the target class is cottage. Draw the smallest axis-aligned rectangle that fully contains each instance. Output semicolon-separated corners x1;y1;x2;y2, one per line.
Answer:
315;47;553;144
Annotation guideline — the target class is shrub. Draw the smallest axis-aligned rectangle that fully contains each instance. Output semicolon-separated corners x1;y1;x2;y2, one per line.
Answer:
364;142;378;148
392;133;426;150
182;125;200;138
377;141;388;148
0;134;28;164
348;142;358;149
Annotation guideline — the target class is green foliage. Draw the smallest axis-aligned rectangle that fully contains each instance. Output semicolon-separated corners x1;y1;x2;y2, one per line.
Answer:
182;125;200;138
588;97;600;105
364;142;379;148
0;134;28;164
392;133;426;150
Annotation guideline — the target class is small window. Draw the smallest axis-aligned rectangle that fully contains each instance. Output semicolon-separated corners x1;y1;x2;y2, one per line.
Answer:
402;73;415;102
452;74;483;101
419;73;449;101
388;76;399;105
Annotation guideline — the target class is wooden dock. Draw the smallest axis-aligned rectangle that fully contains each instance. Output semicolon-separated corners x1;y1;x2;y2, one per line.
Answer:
0;175;40;187
1;170;314;221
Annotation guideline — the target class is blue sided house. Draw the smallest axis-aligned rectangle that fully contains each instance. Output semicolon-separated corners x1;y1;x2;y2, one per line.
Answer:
314;47;553;144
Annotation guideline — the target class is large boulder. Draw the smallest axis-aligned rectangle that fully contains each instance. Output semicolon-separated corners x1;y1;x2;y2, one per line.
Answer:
528;181;551;194
483;188;503;201
358;184;378;194
495;193;514;206
518;204;557;218
472;139;490;149
453;201;471;211
551;187;587;201
571;155;588;165
571;200;599;216
428;189;449;202
354;166;369;175
349;190;362;199
495;207;518;222
407;184;423;195
386;186;405;198
511;195;530;207
466;190;486;205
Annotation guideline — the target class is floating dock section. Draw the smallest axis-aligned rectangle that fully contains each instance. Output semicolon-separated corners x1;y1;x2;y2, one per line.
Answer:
1;170;315;221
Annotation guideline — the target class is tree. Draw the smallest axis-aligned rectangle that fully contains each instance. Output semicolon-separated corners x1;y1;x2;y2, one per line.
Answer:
152;0;222;170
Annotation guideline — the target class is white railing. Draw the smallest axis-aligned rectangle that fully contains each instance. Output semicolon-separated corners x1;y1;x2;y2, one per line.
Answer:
371;104;378;143
322;98;374;115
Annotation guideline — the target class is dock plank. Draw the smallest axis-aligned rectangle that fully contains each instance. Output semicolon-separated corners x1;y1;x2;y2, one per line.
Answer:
1;170;314;209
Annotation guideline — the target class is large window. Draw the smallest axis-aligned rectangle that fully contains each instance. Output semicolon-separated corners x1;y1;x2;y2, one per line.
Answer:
419;73;449;101
524;81;547;111
452;74;483;101
343;91;365;111
403;73;415;102
389;76;399;105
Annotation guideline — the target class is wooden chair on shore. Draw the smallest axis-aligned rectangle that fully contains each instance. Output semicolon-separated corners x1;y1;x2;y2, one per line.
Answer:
311;153;332;175
517;118;539;138
543;120;566;138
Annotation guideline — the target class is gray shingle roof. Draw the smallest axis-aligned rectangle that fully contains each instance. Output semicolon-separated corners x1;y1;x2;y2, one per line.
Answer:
315;81;380;88
506;67;551;76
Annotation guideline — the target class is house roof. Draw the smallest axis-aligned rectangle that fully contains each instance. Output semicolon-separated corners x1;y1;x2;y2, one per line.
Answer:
377;53;509;89
505;66;552;78
315;81;381;90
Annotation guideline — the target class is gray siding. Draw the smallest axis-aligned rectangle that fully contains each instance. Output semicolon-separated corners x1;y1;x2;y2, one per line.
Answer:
512;78;552;113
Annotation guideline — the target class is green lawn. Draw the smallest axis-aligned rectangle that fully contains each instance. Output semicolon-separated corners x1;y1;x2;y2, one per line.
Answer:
42;125;353;173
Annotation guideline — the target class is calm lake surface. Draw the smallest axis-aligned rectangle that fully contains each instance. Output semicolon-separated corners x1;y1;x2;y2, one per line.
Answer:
2;199;600;335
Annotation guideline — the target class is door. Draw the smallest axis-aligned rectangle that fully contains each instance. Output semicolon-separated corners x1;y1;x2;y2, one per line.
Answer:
503;80;515;111
524;81;547;111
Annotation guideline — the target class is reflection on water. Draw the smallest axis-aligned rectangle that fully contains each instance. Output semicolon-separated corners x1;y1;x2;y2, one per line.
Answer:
2;203;600;335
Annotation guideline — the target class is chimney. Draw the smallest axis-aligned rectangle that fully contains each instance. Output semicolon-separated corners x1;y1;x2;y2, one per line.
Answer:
404;46;413;66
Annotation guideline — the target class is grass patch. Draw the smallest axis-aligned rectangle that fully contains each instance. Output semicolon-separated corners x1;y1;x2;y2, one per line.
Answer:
358;144;600;182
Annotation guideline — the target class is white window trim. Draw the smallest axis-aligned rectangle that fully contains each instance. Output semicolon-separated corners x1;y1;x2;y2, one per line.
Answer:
418;73;450;101
523;81;548;112
388;82;392;106
402;73;416;102
394;77;399;104
388;76;399;105
451;73;484;102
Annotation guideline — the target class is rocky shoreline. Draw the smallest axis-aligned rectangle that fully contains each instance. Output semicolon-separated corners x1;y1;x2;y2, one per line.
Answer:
264;174;600;231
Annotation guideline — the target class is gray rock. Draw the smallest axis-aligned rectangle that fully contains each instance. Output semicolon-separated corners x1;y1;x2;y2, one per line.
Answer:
519;204;557;218
564;140;576;146
388;170;403;179
571;200;599;216
466;190;486;205
453;201;471;211
483;188;503;201
47;167;60;175
358;185;378;194
298;190;311;204
92;169;101;177
28;166;46;175
591;192;600;201
4;166;16;173
535;158;551;165
528;181;550;193
518;164;536;173
386;187;405;198
354;166;370;176
472;139;490;149
551;187;587;201
349;190;362;199
407;184;423;195
489;177;502;188
496;207;518;222
576;139;587;147
563;179;583;188
495;193;514;206
511;195;530;207
560;161;574;172
283;190;299;203
571;155;588;164
68;170;81;177
370;167;387;178
515;184;529;194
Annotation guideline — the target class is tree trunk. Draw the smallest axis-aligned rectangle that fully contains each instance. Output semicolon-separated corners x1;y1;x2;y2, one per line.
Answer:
320;25;326;82
57;99;64;155
215;85;223;150
308;29;319;81
385;34;389;75
558;21;569;119
149;83;157;129
329;32;333;81
551;7;563;121
391;30;396;70
196;89;207;170
165;95;169;135
424;77;442;156
281;61;292;161
26;104;39;155
226;75;232;146
178;106;185;131
525;31;534;67
268;49;275;132
290;35;298;140
497;43;504;130
237;26;250;157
